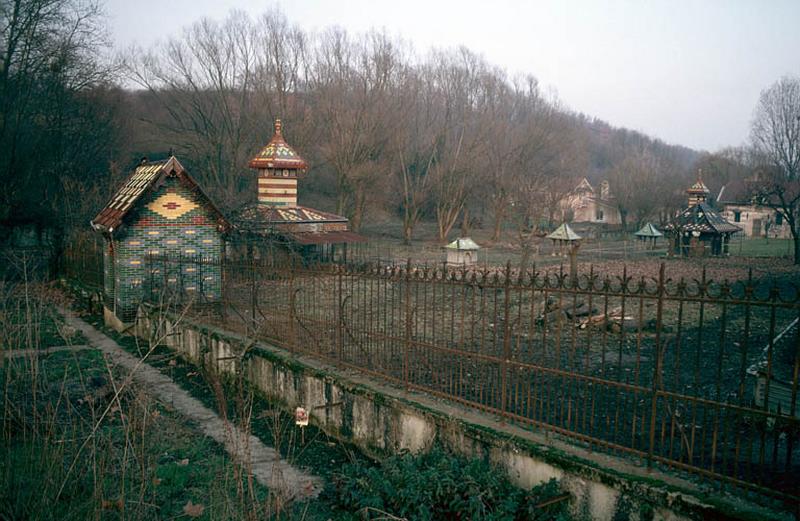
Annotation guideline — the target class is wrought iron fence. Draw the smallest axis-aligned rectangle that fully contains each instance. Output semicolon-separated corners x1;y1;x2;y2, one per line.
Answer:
62;236;103;289
135;253;800;505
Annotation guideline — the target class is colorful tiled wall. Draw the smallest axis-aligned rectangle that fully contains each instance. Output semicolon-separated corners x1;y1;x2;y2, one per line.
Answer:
104;177;223;321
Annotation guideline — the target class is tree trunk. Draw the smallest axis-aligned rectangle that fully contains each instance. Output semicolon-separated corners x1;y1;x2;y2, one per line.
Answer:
492;205;506;242
437;204;462;242
336;172;349;217
403;215;413;245
350;187;366;232
791;221;800;265
518;235;533;276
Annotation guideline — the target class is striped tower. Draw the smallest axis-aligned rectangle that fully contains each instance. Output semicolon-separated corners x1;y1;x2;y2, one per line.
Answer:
687;169;710;207
249;119;309;207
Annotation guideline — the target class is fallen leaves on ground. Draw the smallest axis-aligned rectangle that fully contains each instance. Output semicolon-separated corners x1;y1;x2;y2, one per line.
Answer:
183;500;205;518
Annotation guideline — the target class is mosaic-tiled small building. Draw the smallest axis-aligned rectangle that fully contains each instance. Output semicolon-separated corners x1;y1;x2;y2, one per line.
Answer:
91;156;229;325
235;119;363;261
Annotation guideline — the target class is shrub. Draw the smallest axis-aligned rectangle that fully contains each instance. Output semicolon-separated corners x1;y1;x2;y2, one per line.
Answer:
333;446;568;520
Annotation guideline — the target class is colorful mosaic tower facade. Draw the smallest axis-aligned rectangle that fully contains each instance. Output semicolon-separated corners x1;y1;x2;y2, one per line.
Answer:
235;120;364;258
92;157;229;324
249;119;308;207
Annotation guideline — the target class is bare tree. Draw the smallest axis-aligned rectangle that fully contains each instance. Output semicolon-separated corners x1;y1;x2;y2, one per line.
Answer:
392;69;437;244
609;150;664;231
128;11;283;207
0;0;117;226
750;76;800;264
310;29;404;230
424;48;490;242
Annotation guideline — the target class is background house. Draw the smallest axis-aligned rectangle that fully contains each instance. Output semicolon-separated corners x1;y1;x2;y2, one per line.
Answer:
716;178;792;239
558;178;622;225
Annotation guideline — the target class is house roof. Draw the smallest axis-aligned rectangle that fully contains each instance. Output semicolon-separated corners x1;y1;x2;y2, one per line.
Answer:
235;204;347;226
663;203;741;235
233;204;364;243
547;223;582;241
574;177;594;194
444;237;480;251
634;222;663;238
91;156;229;235
248;119;309;171
716;178;753;204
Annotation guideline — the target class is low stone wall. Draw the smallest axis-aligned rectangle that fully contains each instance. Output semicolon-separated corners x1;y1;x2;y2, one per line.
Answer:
130;306;790;521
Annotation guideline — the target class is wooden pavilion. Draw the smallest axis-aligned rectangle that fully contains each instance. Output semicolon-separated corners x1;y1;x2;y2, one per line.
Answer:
664;174;740;257
634;222;663;249
546;223;582;256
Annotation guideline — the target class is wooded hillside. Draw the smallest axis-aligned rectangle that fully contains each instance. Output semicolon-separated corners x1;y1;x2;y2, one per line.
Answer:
1;3;703;241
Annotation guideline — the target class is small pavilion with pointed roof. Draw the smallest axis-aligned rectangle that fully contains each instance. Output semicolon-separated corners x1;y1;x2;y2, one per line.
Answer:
634;222;663;249
234;119;364;262
547;223;581;256
91;156;229;326
664;172;741;257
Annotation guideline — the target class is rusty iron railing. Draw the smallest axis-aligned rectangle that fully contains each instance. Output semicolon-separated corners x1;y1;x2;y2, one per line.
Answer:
139;253;800;506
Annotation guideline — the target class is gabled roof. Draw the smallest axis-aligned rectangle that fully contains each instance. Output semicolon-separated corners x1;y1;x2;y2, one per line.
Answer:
634;222;663;238
574;177;594;194
444;237;480;250
91;156;228;235
248;119;309;171
663;203;741;235
547;223;582;241
716;178;753;205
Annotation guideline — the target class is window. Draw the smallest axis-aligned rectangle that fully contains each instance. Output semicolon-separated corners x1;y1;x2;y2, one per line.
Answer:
596;209;604;221
734;211;741;223
776;212;783;226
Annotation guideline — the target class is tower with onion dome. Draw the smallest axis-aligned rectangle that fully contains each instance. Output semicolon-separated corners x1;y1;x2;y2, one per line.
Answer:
234;119;365;261
248;119;308;207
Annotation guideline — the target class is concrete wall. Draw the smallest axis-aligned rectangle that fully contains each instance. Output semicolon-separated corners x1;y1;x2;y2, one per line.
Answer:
131;306;791;521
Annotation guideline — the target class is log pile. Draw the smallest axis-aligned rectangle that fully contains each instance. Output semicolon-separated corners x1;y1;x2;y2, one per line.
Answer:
538;296;645;332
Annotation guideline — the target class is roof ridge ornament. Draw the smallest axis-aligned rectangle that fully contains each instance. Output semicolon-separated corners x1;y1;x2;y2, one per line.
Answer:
248;117;308;171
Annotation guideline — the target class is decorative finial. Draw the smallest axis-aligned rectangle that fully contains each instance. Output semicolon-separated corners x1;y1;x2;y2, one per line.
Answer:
274;118;282;135
697;168;703;182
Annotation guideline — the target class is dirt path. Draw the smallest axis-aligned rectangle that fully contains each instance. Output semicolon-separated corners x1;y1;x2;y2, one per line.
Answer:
58;308;321;501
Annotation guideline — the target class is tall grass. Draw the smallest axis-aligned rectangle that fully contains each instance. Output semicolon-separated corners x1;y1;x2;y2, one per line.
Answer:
0;263;311;520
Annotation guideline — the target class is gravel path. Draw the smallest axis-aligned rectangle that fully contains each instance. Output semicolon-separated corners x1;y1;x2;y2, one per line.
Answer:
58;308;322;501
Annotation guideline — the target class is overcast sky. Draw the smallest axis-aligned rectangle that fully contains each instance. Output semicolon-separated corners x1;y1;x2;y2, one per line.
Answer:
105;0;800;153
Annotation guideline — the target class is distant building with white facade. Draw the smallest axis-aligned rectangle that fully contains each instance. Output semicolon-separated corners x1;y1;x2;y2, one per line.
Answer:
558;178;621;225
716;179;791;239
